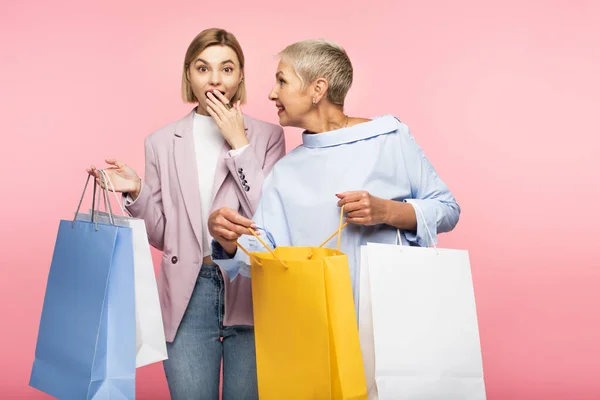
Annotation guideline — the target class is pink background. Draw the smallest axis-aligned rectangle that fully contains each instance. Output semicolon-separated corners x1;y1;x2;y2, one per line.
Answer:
1;0;599;399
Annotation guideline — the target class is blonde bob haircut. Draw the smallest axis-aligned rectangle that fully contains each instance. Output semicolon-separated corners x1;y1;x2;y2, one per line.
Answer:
277;39;353;106
181;28;247;104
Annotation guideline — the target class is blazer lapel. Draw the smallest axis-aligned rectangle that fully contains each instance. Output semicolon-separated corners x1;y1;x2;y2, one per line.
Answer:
174;111;204;249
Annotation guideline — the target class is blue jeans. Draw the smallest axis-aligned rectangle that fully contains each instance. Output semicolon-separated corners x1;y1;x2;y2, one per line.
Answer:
163;264;258;400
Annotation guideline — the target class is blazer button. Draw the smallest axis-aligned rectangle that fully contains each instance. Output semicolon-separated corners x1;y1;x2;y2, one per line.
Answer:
171;256;178;264
239;173;246;180
237;168;244;174
244;185;250;192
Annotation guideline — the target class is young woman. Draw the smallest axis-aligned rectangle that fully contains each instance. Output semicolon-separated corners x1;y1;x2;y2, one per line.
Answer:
88;28;285;400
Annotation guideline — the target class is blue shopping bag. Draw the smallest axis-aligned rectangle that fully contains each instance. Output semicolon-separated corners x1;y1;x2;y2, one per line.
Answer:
30;174;136;399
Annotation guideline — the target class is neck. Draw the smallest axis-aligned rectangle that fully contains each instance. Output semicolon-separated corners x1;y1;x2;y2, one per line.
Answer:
195;104;210;116
303;105;348;134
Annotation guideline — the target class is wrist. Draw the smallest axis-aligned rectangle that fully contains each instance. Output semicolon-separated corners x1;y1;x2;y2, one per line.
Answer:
222;241;237;257
382;199;394;225
130;178;142;200
229;135;249;150
382;199;408;226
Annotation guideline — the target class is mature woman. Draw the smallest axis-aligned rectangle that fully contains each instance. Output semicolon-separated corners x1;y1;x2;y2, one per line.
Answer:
88;28;285;400
208;39;460;309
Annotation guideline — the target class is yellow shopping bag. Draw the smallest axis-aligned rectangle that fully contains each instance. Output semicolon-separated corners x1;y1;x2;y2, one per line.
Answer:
236;208;367;400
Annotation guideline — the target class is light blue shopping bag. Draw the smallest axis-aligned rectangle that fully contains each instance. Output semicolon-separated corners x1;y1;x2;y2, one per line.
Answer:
30;174;136;399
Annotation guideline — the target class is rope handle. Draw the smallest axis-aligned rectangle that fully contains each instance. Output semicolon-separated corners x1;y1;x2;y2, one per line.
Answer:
234;205;348;267
235;228;289;269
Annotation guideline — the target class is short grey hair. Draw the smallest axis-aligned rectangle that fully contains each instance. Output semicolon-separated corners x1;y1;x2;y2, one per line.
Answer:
277;39;353;106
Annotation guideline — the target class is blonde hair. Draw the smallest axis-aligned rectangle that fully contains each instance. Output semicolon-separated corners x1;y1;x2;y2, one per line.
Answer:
277;39;353;106
181;28;247;104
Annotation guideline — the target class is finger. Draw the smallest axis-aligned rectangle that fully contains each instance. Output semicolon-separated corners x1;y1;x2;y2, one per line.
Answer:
214;227;241;241
336;192;352;199
235;100;242;115
95;177;107;190
337;191;367;198
342;199;370;213
207;92;227;118
105;159;124;168
222;209;256;228
337;191;370;207
346;216;371;225
102;169;119;182
217;216;252;237
206;103;223;124
91;168;102;179
207;96;227;120
337;193;363;207
212;90;231;106
347;209;371;219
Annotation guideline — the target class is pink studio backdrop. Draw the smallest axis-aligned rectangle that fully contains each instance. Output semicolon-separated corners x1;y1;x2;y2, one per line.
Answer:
1;0;599;399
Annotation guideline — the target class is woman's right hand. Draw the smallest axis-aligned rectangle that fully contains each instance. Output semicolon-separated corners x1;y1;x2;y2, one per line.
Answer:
208;208;257;256
86;159;142;199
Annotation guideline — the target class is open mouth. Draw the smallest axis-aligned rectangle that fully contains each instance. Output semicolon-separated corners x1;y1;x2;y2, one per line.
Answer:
276;104;285;115
206;89;226;97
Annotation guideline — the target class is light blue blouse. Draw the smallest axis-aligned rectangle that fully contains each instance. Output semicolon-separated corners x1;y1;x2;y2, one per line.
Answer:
213;115;461;311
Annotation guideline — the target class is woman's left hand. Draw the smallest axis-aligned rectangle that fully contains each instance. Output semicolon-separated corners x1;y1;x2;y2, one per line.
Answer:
336;191;389;226
206;91;249;149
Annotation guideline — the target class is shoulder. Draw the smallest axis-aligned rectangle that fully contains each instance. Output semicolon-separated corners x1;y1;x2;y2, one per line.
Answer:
267;144;303;175
244;114;284;140
368;114;410;135
145;110;194;146
368;114;416;146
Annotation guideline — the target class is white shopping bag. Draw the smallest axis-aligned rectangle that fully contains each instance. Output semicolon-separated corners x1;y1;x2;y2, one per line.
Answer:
359;246;379;400
359;205;486;400
76;170;168;368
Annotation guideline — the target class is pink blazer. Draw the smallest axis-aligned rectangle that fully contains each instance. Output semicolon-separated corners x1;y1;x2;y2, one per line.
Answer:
125;110;286;342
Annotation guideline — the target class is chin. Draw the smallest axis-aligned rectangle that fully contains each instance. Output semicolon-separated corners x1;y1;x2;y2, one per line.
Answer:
277;114;294;127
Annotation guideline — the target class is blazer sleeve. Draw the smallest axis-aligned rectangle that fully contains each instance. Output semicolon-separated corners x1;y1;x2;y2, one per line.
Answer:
223;124;286;217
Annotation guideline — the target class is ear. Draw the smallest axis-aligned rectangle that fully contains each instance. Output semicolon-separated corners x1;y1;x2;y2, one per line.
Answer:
311;78;329;104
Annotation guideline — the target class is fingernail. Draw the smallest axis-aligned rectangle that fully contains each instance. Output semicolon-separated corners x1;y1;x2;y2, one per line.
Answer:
250;224;258;229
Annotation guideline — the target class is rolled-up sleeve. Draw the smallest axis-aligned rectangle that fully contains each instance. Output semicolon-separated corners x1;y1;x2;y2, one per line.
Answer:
397;124;461;247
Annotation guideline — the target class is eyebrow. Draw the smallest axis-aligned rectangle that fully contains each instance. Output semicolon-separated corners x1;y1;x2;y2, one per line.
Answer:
195;58;236;65
276;71;284;78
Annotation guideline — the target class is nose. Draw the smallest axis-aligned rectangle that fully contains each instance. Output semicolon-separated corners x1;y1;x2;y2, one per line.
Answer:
209;70;221;86
268;85;278;101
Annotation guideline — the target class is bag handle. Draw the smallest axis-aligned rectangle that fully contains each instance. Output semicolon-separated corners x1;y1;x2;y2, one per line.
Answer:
234;205;348;267
317;206;348;250
235;228;289;269
97;170;116;225
304;206;347;260
96;169;127;217
73;174;100;230
72;171;115;230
